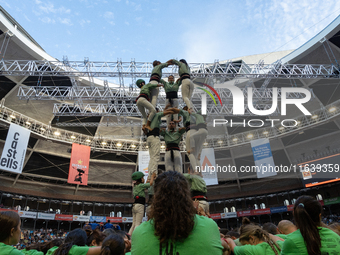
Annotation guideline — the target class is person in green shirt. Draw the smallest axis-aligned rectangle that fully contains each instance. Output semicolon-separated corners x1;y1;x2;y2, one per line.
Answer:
160;75;182;127
131;171;224;255
142;106;180;180
149;60;171;107
277;219;297;235
23;239;63;255
281;195;340;255
226;220;283;255
128;171;156;235
135;79;163;129
183;168;209;216
160;121;186;173
52;228;101;255
169;59;194;108
99;234;125;255
0;211;24;255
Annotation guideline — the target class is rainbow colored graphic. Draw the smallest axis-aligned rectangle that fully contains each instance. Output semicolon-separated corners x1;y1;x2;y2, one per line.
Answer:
196;83;223;106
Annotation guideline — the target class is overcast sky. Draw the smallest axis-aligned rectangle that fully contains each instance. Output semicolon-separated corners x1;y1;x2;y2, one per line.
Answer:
1;0;340;63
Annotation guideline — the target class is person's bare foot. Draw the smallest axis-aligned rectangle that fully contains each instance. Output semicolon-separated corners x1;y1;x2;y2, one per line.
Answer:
145;125;152;131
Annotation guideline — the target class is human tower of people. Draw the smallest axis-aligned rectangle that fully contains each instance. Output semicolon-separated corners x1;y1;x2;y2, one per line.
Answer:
131;58;209;235
136;58;207;174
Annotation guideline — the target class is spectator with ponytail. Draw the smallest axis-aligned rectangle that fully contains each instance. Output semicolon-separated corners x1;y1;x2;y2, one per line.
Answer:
99;234;125;255
0;211;24;255
49;228;101;255
281;195;340;255
226;217;283;255
86;230;106;247
131;171;224;255
24;239;63;255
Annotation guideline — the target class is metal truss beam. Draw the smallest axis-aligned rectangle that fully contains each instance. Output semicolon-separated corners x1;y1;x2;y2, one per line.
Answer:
18;86;311;101
1;59;340;78
52;102;282;116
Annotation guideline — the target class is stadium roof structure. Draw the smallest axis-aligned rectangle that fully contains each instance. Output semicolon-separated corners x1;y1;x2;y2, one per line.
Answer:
0;5;340;202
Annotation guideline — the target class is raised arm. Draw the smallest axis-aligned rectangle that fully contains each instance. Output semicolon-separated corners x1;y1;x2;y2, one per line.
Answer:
149;172;156;186
179;127;186;133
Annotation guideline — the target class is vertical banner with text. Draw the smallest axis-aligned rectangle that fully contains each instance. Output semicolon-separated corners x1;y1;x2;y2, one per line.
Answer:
251;138;277;179
0;123;30;174
68;143;91;185
138;151;150;181
199;148;219;186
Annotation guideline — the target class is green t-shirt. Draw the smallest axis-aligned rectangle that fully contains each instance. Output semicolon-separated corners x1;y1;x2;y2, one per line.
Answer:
46;246;58;255
160;79;181;93
148;185;154;196
179;109;197;126
192;112;205;125
183;173;207;193
160;129;185;145
150;112;164;130
172;59;190;76
0;243;25;255
140;83;158;97
131;215;223;255
21;250;44;255
281;227;340;255
234;241;283;255
276;233;287;240
47;245;89;255
133;183;151;198
151;63;168;77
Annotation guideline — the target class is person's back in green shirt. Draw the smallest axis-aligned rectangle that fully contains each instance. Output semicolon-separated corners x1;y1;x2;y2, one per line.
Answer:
0;243;25;255
234;241;283;255
281;227;340;255
131;215;223;255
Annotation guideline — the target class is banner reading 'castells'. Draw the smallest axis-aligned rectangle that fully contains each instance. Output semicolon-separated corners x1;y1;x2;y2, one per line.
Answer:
0;123;31;174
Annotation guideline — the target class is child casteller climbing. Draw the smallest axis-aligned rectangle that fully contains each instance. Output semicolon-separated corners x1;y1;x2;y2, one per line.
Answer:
128;171;156;235
135;79;163;130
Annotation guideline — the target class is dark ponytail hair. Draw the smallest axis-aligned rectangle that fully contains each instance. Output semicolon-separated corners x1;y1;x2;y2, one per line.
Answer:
54;228;87;255
86;229;106;246
100;234;125;255
293;195;322;255
0;211;20;242
26;238;63;253
239;222;281;255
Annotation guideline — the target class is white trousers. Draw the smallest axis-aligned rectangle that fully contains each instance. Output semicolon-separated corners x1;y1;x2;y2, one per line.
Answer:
181;79;194;108
165;150;182;173
189;128;208;170
185;129;197;170
136;97;156;125
150;80;159;107
147;135;160;177
128;203;144;235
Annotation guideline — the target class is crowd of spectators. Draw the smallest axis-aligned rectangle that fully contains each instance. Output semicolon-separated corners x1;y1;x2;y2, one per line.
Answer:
1;171;340;255
322;213;340;225
13;229;68;250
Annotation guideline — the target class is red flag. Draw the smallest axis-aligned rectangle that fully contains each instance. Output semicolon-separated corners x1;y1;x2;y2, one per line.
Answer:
68;143;91;186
